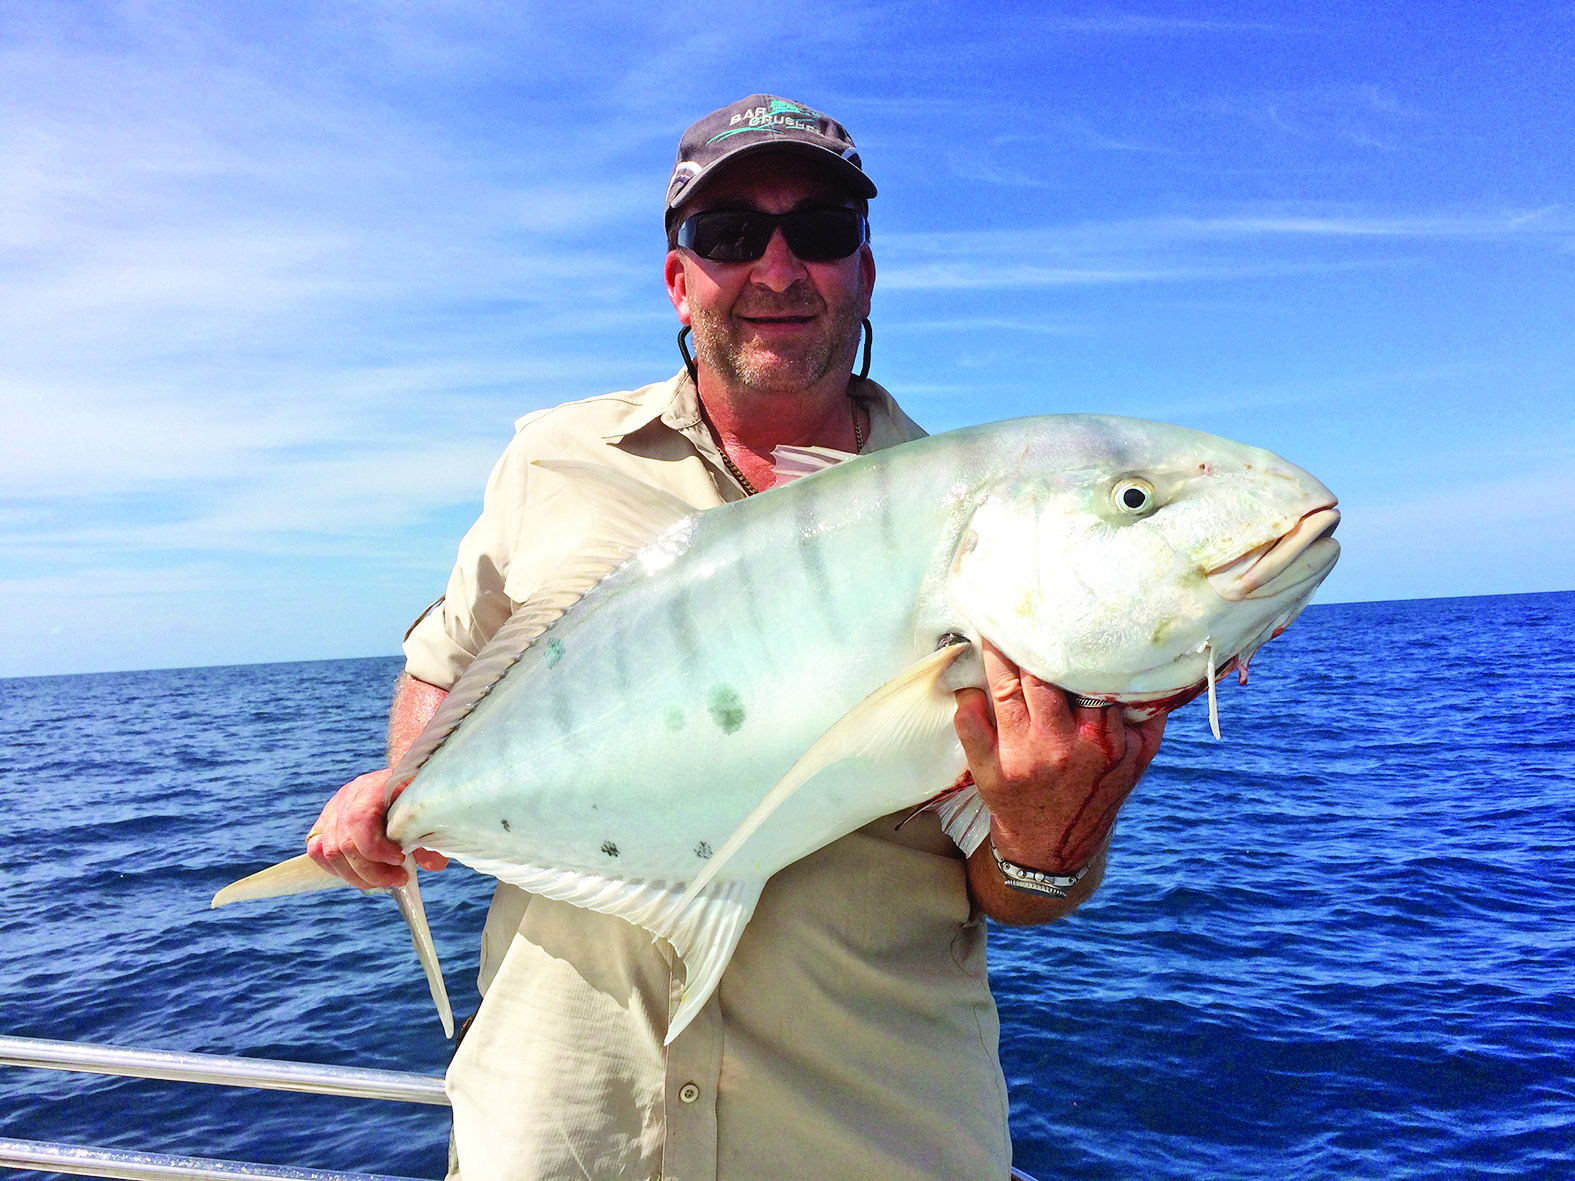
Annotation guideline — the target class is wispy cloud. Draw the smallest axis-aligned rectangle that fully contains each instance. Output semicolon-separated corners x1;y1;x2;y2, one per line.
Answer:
1036;11;1284;36
1206;83;1431;151
875;207;1572;291
3;2;1571;675
0;5;679;542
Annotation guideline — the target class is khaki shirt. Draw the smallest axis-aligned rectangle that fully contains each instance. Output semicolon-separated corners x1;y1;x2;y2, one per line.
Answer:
405;373;1012;1181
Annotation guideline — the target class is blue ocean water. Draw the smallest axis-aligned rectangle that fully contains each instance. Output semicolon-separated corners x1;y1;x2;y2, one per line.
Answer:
1;592;1571;1179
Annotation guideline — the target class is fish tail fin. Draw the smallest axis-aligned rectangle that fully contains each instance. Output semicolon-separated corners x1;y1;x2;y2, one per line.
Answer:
390;853;455;1039
210;853;352;907
214;853;454;1039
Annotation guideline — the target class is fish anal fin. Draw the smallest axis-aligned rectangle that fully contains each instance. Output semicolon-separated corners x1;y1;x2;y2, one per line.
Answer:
678;641;972;908
449;853;762;1045
211;853;353;907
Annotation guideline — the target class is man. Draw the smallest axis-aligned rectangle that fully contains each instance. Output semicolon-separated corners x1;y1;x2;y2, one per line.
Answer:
307;95;1166;1180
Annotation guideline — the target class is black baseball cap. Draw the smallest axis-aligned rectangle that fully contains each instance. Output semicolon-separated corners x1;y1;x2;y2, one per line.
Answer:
665;95;876;234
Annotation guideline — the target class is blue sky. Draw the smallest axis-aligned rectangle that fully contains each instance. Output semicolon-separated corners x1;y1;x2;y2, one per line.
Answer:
3;2;1571;678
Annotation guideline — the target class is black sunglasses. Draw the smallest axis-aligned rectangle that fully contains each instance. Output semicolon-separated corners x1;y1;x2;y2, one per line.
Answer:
675;207;869;263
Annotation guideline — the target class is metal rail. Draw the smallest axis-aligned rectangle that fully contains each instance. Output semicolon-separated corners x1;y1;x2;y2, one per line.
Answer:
0;1034;1041;1181
0;1138;431;1181
0;1035;447;1105
0;1035;447;1181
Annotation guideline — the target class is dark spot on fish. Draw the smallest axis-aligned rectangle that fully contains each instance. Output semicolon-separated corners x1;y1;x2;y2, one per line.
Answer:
665;707;686;732
544;638;565;668
695;841;713;860
708;686;746;734
601;841;620;857
501;818;511;832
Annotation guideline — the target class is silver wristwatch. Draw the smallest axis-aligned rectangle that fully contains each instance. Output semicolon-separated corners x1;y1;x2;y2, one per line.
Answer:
991;842;1092;898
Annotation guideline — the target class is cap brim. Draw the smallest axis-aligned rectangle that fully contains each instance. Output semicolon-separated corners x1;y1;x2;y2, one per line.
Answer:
666;140;876;217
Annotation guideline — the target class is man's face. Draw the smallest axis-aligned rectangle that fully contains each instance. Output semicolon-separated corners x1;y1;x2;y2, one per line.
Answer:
665;155;875;399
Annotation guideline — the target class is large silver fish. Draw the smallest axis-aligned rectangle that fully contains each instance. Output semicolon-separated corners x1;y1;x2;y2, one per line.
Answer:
214;414;1339;1042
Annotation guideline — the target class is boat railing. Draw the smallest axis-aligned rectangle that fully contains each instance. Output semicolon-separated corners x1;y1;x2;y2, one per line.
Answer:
1;1033;1042;1181
0;1034;444;1181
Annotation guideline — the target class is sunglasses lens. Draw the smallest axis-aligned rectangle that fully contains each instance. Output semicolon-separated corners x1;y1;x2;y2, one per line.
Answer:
679;209;866;263
782;209;866;261
680;211;773;262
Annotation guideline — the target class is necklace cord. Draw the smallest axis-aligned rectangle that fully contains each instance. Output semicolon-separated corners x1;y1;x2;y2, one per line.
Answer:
677;322;872;497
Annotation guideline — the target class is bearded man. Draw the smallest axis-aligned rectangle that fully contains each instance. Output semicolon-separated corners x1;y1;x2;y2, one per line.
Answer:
306;94;1165;1181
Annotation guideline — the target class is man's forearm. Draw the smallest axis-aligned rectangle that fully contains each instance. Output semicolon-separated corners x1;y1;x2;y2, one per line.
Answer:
967;838;1108;924
387;673;449;766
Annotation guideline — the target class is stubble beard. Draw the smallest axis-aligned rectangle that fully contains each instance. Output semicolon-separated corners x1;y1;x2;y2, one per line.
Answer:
690;287;866;397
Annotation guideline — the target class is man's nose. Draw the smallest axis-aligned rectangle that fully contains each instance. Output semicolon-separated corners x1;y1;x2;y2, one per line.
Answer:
747;227;808;292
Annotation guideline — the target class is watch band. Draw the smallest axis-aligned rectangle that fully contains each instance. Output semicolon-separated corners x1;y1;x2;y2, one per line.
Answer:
991;842;1092;898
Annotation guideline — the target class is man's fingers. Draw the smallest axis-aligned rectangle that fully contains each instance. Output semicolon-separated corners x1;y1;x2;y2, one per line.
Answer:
952;685;997;767
413;849;450;872
304;770;412;890
980;640;1078;739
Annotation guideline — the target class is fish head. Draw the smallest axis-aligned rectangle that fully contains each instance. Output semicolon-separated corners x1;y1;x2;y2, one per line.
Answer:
945;415;1339;704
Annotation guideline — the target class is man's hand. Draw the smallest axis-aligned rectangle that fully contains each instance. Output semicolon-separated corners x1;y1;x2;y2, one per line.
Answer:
304;770;447;891
305;674;451;891
954;640;1167;922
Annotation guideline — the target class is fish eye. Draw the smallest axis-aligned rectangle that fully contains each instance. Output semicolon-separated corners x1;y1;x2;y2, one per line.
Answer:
1112;477;1156;516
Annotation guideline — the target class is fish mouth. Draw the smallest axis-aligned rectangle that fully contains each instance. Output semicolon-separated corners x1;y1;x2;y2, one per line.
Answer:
1207;504;1341;602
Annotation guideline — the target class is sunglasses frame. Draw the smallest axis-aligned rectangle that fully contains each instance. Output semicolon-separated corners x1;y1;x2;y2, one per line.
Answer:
675;206;869;264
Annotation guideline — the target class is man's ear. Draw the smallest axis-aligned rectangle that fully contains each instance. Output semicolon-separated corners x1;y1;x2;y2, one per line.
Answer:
664;251;692;325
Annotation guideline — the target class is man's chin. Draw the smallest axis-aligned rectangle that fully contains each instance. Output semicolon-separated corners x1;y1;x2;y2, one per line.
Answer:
731;351;836;394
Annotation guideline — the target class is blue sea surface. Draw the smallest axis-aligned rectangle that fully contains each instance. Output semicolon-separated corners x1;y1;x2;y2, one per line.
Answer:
1;592;1571;1179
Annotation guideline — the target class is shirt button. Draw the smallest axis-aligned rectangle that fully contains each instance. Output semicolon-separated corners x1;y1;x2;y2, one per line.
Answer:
679;1082;701;1104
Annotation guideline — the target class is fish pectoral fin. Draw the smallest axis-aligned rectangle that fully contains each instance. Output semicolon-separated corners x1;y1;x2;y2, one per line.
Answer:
678;642;973;907
210;853;354;907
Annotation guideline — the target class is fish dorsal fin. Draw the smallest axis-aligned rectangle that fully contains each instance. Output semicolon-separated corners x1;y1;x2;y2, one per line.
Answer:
387;463;700;794
677;642;973;909
439;851;762;1046
771;444;858;485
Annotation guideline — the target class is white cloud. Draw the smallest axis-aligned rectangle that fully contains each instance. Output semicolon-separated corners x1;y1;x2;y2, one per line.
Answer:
1;1;1570;676
872;207;1571;291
